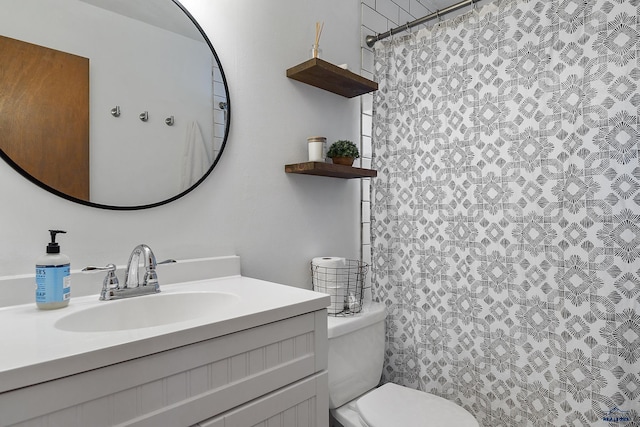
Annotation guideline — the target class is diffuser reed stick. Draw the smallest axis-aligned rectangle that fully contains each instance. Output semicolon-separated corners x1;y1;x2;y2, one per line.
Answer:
313;21;324;58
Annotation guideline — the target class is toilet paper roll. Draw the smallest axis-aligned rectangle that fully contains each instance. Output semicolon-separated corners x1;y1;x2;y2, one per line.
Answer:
312;257;346;269
312;257;346;287
312;257;347;314
326;285;346;315
347;293;361;313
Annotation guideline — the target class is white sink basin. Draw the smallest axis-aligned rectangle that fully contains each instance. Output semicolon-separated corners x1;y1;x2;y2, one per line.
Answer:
54;291;240;332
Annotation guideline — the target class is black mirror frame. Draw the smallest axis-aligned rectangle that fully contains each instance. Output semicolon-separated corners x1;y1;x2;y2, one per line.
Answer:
0;0;231;210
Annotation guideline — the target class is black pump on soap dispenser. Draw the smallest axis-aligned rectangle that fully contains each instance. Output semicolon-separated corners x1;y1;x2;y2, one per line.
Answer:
35;230;71;310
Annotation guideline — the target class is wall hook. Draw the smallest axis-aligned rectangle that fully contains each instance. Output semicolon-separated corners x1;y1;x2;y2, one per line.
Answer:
219;102;228;122
165;116;174;126
139;111;149;122
111;106;121;117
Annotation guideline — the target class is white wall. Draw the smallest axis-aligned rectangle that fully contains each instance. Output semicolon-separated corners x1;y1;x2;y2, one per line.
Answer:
0;0;362;293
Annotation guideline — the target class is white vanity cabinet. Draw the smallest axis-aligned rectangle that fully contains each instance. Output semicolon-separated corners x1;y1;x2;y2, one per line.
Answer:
1;310;328;427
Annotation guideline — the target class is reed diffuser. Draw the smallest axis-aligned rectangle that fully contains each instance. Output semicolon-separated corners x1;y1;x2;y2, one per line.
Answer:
312;21;324;58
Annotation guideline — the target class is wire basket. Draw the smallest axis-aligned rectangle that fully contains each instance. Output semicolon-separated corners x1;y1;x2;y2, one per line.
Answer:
311;259;369;316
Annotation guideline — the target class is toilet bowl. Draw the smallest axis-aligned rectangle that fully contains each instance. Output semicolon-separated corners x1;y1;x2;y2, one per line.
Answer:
327;302;478;427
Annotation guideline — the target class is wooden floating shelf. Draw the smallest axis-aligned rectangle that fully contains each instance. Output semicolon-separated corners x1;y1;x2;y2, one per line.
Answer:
285;162;377;179
286;58;378;98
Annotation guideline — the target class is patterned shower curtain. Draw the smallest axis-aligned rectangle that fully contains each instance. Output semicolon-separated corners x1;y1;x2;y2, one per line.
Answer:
371;0;640;425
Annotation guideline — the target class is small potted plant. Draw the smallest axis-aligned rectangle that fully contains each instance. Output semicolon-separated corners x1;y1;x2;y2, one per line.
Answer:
327;140;360;166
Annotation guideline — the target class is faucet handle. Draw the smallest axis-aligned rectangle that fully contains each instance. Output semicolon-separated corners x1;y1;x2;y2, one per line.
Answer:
143;270;160;293
83;264;119;301
144;259;175;293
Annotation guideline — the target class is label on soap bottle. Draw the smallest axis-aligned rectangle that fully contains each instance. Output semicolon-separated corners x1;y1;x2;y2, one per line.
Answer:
36;264;71;303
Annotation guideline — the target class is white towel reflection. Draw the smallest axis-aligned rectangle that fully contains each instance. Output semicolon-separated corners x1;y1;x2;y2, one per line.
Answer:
181;120;211;190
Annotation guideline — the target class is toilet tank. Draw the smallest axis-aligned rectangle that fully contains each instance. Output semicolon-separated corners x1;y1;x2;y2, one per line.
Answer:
327;302;386;409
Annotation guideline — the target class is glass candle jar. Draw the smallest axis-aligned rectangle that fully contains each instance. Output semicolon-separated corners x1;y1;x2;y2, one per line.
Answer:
307;136;326;161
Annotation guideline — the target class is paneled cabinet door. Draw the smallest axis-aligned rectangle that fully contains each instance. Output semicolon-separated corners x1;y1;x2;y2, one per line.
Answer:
198;372;328;427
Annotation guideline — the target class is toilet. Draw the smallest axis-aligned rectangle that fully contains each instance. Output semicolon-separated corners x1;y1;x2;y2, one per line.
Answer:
327;302;479;427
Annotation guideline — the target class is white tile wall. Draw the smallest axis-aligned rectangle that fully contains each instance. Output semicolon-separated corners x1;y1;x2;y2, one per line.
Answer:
376;0;401;25
362;5;390;34
410;0;432;16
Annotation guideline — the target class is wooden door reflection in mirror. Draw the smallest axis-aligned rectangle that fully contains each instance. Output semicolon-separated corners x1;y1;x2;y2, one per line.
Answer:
0;35;89;200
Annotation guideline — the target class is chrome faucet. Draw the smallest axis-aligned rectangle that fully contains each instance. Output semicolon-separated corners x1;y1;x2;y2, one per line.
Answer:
83;244;175;301
125;244;159;291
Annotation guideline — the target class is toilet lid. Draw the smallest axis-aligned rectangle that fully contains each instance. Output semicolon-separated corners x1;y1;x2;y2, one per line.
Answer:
356;383;479;427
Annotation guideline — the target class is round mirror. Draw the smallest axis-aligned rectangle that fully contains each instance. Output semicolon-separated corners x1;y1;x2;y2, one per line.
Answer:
0;0;230;209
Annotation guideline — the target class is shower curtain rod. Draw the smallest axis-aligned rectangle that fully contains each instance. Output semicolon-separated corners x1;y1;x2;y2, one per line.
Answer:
365;0;475;47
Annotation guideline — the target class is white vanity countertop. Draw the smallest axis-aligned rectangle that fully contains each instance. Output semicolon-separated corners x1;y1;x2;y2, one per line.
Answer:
0;276;330;394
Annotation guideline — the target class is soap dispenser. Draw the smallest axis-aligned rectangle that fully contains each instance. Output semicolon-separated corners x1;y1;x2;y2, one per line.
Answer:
35;230;70;310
